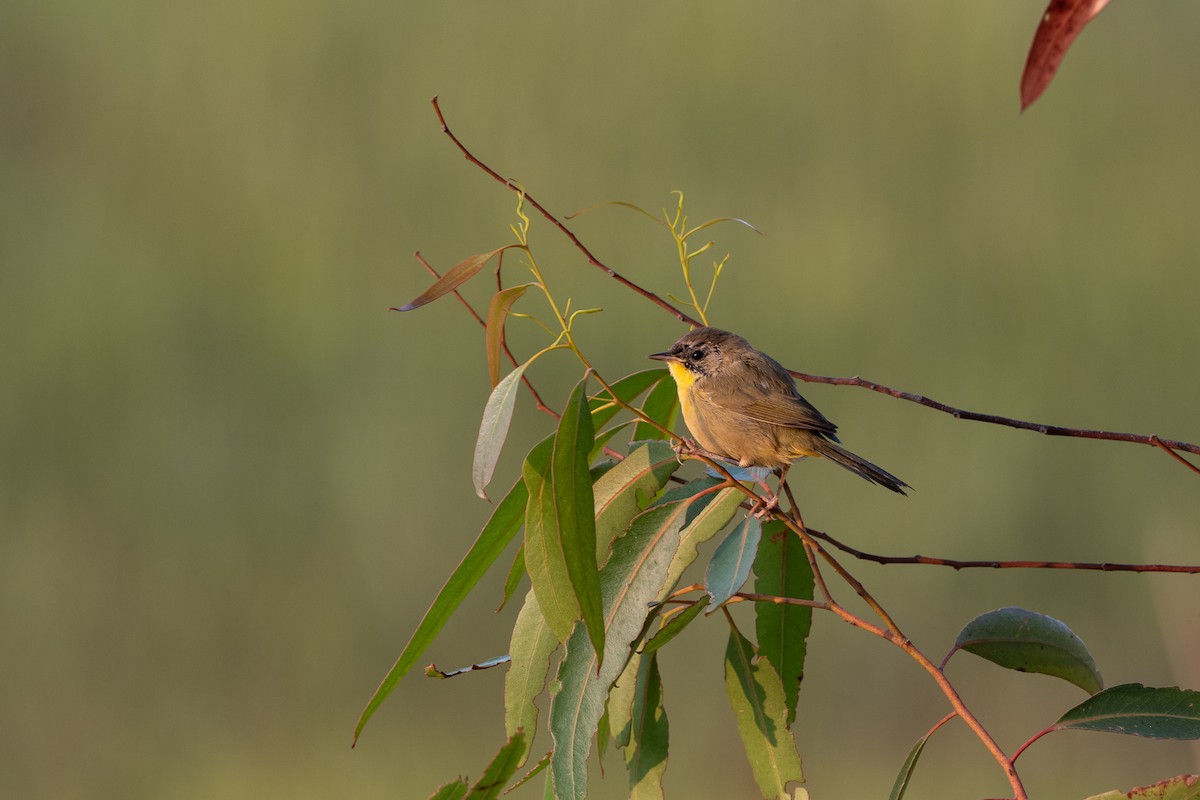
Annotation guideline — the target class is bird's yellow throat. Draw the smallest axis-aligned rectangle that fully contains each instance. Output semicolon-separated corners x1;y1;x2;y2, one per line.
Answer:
665;361;698;394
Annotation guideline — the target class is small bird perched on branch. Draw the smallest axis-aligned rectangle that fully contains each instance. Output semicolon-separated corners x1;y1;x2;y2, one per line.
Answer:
650;326;907;495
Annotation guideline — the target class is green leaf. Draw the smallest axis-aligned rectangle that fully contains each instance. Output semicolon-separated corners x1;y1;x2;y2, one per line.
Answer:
660;486;745;600
1052;684;1200;739
392;245;523;312
549;490;732;800
952;606;1103;694
354;480;527;745
705;516;762;612
474;358;535;500
465;732;526;800
497;543;525;613
888;716;955;800
428;779;469;800
640;601;706;656
485;283;535;388
523;439;578;642
504;590;561;767
724;626;805;799
626;653;669;799
507;751;551;795
606;651;642;752
589;369;669;430
553;375;604;663
753;523;813;728
1085;774;1200;800
633;374;680;441
593;440;682;562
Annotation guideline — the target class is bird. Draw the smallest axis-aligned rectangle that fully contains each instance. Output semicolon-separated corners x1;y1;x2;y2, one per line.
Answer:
649;326;907;495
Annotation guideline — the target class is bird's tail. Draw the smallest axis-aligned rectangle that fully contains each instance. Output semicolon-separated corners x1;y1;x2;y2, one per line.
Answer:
813;440;908;495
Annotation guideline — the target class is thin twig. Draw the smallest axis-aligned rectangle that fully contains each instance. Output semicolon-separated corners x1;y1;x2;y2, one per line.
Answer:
805;527;1200;574
431;97;701;326
414;251;559;419
792;370;1200;462
432;95;1199;476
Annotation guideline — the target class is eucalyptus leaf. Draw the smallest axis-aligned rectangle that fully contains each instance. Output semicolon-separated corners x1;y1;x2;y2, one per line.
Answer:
505;591;560;767
705;516;762;612
523;442;579;643
549;491;725;800
633;374;680;442
593;441;681;562
427;779;469;800
1053;684;1200;739
465;731;526;800
724;625;805;799
753;522;813;727
640;601;706;656
1084;774;1200;800
626;653;669;799
354;479;527;744
952;606;1102;694
474;359;535;500
485;283;535;387
392;245;523;312
553;375;604;664
589;369;669;430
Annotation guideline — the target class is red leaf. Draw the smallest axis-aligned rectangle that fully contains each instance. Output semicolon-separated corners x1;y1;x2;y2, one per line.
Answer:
1020;0;1111;112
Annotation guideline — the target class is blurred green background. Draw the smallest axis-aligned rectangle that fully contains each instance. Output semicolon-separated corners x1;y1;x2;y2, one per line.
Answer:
3;1;1198;798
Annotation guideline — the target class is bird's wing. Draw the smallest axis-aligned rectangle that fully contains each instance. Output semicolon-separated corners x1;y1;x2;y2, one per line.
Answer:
706;374;840;436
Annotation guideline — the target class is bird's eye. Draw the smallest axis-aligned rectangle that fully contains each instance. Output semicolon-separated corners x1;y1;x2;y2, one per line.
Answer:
689;348;705;361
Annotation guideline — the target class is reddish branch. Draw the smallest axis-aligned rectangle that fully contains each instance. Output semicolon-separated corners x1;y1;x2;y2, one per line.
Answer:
431;97;700;327
805;527;1200;574
429;96;1200;475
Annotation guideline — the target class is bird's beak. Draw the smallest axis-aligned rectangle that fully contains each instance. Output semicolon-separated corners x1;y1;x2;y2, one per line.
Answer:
648;351;679;363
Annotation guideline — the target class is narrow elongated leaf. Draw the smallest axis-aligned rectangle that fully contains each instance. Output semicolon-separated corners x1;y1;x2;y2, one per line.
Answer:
588;369;668;430
523;442;579;643
659;487;744;600
392;245;523;312
550;490;731;800
497;543;525;613
952;606;1102;694
1020;0;1111;111
724;626;805;799
705;516;762;612
626;653;669;799
486;283;535;388
553;376;604;663
428;780;469;800
593;441;681;562
354;480;527;744
504;591;561;767
1085;775;1200;800
475;359;535;500
606;651;642;753
466;732;526;800
1053;684;1200;739
640;601;706;656
888;715;956;800
507;751;551;795
633;375;680;441
754;523;813;728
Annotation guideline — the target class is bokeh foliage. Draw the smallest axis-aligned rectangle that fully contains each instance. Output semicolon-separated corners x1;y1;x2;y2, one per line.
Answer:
3;2;1199;798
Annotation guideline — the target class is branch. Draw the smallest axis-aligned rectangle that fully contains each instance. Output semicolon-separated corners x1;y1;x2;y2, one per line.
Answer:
805;527;1200;574
431;96;701;326
413;251;559;420
791;370;1200;464
431;95;1200;478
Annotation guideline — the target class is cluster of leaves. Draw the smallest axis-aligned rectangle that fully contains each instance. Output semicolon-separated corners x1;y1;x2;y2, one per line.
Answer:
358;194;1200;800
